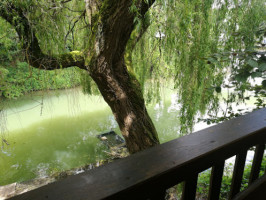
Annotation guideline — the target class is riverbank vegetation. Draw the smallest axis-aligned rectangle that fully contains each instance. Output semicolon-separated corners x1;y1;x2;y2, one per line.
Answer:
0;62;81;99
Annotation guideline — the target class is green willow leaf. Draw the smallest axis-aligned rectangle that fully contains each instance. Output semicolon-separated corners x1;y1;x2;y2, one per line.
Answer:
258;63;266;72
247;59;258;68
251;72;262;78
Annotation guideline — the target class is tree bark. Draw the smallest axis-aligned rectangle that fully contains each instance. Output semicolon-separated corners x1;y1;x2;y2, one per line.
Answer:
87;0;159;153
90;57;159;153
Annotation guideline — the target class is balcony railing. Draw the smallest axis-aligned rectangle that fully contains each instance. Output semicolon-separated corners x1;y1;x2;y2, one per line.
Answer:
9;108;266;200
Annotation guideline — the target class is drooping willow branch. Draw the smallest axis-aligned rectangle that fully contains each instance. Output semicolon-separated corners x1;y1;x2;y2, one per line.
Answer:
0;1;86;70
64;10;86;47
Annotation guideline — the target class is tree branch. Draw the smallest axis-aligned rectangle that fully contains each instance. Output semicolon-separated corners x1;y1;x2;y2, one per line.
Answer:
124;0;155;69
140;0;156;16
60;0;73;4
64;10;86;47
0;2;86;70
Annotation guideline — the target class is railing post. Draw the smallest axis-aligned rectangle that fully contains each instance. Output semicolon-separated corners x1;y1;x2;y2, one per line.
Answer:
181;175;198;200
249;144;265;185
229;151;247;199
208;161;225;200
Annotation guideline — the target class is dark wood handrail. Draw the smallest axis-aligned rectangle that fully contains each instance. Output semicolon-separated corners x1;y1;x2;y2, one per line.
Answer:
9;108;266;200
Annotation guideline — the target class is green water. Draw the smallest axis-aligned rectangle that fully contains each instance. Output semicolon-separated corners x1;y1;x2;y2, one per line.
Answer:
0;88;180;186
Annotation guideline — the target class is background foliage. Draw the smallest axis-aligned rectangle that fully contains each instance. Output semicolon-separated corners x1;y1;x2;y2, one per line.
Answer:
132;0;265;134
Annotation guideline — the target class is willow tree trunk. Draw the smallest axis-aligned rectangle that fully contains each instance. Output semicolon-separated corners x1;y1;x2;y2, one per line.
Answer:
90;57;159;154
87;0;159;154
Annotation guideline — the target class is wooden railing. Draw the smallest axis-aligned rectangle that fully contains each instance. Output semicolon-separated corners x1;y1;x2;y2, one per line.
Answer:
10;108;266;200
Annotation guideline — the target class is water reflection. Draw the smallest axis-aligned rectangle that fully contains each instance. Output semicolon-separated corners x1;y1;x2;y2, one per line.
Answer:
0;88;181;185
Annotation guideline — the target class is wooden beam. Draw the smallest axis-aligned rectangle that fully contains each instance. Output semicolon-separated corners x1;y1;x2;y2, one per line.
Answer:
181;175;198;200
249;144;265;184
208;161;225;200
229;151;248;199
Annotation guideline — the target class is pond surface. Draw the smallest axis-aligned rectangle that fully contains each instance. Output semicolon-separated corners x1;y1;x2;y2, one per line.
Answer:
0;88;182;185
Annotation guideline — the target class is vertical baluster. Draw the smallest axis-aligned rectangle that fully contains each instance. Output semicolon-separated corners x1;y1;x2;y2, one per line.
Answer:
229;151;247;199
249;144;265;184
208;161;225;200
181;175;198;200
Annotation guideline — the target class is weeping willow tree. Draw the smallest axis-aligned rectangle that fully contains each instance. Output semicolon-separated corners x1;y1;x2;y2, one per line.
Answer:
0;0;265;153
133;0;265;134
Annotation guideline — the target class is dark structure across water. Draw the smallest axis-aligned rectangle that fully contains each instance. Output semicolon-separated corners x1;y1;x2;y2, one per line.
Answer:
97;131;125;148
